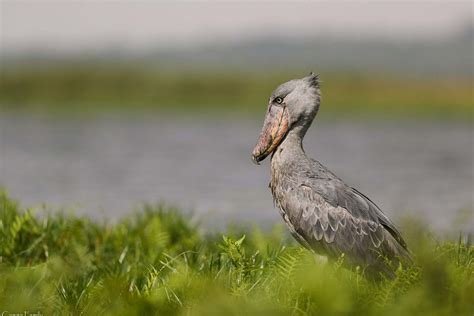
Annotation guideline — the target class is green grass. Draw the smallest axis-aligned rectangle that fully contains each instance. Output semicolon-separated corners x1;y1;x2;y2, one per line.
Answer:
1;64;472;119
0;190;473;315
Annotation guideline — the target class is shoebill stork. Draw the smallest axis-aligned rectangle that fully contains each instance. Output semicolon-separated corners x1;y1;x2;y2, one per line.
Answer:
251;73;411;278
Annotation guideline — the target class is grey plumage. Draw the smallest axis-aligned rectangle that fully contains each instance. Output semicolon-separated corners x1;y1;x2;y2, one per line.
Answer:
252;73;411;279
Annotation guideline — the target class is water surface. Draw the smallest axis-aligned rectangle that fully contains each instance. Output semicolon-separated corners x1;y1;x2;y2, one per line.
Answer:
1;115;472;232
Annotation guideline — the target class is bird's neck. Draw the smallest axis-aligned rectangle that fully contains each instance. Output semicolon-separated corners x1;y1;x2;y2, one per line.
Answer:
271;129;307;168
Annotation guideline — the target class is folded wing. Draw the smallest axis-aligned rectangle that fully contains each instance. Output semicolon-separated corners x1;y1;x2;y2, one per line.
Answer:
276;179;411;278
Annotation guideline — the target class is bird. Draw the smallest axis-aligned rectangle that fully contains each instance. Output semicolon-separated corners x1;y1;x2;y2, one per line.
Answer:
251;73;411;279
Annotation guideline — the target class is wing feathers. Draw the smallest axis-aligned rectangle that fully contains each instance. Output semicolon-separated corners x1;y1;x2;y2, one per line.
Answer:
277;183;410;275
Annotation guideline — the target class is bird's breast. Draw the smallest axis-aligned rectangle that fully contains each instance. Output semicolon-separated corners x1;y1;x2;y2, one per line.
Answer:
270;165;302;222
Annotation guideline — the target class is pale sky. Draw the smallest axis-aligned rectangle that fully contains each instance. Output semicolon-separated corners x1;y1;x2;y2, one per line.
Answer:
1;1;472;53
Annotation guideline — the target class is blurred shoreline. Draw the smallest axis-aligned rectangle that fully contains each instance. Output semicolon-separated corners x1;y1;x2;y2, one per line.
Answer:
1;66;472;120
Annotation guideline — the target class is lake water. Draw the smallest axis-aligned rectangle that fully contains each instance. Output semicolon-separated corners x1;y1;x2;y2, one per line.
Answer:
1;115;472;232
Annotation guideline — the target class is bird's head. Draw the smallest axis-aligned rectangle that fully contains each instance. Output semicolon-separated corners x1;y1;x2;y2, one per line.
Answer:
251;72;321;164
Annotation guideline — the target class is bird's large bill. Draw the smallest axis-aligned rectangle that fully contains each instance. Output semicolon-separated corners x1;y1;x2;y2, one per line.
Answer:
252;105;289;164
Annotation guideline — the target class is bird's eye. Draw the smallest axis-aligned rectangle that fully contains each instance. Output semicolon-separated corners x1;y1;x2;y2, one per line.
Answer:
275;97;283;104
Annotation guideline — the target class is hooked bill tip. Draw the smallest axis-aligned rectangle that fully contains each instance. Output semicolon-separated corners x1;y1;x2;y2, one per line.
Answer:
251;154;261;165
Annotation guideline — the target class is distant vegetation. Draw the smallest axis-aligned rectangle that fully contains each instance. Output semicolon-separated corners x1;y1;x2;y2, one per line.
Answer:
1;191;472;315
1;63;472;119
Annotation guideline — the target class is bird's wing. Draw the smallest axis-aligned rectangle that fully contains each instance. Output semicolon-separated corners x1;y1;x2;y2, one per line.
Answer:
277;178;410;273
350;187;408;250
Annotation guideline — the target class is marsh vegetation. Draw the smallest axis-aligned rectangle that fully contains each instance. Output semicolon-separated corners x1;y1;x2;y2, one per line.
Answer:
1;191;472;315
1;65;472;119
